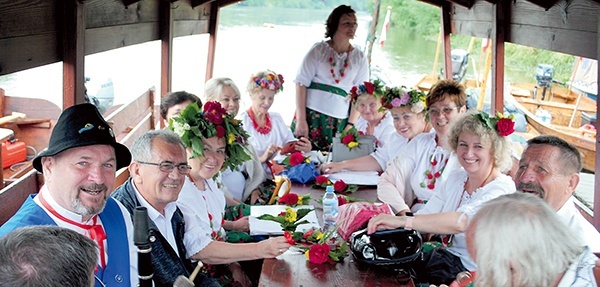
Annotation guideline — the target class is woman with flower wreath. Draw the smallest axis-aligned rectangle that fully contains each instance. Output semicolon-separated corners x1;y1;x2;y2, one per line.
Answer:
378;79;466;214
240;70;312;177
368;110;517;286
204;77;276;205
171;102;291;287
321;85;431;174
292;5;369;151
350;80;395;146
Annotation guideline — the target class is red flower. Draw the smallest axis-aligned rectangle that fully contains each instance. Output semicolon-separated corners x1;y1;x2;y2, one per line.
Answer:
333;180;347;192
315;175;329;185
278;193;299;205
308;243;331;264
364;81;375;94
341;134;355;145
215;125;226;138
289;152;305;166
350;86;358;96
278;74;285;85
337;195;347;206
278;211;286;216
284;231;295;245
303;228;315;239
496;118;515;136
203;101;227;125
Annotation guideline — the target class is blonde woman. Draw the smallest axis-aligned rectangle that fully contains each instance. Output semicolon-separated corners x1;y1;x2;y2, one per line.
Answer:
322;86;430;174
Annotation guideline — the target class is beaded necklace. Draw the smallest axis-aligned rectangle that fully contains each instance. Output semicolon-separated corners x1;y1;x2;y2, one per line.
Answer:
420;148;449;190
248;107;272;135
328;42;351;84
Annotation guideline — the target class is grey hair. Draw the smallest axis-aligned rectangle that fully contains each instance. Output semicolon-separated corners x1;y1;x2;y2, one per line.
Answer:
447;111;513;172
0;226;98;287
469;193;583;287
130;129;185;162
204;77;241;102
527;135;582;173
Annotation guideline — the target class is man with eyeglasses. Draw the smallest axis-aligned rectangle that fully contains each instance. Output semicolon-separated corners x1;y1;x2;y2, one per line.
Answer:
112;129;291;287
111;129;219;287
0;103;137;287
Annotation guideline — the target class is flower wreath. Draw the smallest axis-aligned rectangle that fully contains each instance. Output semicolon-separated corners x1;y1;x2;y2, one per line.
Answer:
253;70;284;92
472;111;516;137
379;86;427;114
349;79;385;104
169;101;251;172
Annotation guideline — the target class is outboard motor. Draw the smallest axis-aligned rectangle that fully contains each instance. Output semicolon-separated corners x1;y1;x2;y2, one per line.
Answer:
451;49;469;82
535;64;554;100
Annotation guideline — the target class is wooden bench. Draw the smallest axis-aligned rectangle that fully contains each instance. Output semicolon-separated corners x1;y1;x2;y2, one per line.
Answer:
0;87;156;226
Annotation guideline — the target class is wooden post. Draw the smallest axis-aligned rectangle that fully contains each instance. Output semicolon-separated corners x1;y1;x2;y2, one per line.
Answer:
60;0;86;109
441;2;452;80
593;11;600;232
205;2;219;81
366;0;381;65
159;0;174;98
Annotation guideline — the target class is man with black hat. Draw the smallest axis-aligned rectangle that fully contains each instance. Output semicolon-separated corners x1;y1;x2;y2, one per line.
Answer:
0;103;137;287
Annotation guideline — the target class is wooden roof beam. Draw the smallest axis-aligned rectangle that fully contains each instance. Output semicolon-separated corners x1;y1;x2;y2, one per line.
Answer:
121;0;141;7
526;0;560;10
448;0;475;9
418;0;445;7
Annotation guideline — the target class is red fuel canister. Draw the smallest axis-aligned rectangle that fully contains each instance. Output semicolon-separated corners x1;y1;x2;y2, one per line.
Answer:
2;140;27;169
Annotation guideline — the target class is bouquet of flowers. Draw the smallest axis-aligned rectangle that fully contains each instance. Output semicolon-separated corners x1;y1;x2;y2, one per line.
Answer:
313;176;358;193
257;207;313;233
276;192;311;207
284;227;349;264
339;126;360;151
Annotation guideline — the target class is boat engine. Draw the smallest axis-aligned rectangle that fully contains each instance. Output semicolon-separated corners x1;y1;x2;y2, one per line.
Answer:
451;49;469;82
534;64;554;100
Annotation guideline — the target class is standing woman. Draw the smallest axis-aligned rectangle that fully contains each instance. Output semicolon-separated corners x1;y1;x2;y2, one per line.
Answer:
368;110;516;285
293;4;370;151
378;80;467;214
322;86;430;174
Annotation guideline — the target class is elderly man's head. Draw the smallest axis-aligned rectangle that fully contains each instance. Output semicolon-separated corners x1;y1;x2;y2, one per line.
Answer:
34;104;131;219
514;135;582;210
128;130;189;213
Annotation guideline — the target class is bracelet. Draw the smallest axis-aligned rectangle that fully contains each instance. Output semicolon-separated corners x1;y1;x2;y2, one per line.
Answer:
346;122;355;126
404;212;414;230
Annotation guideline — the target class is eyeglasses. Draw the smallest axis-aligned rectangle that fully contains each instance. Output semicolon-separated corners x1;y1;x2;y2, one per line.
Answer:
428;106;458;117
138;161;192;175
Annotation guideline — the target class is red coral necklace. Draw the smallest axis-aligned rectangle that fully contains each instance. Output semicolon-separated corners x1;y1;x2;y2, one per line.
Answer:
248;107;272;135
328;42;351;84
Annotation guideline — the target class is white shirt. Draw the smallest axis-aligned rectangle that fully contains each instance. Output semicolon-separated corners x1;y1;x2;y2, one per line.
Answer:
417;169;516;271
355;111;395;148
294;41;370;118
34;185;138;287
132;182;212;258
240;111;296;158
377;131;461;213
370;132;409;171
557;247;598;287
557;197;600;253
221;164;247;201
178;177;227;241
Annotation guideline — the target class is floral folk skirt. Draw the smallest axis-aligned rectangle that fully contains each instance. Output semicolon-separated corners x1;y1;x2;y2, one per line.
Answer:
291;107;347;151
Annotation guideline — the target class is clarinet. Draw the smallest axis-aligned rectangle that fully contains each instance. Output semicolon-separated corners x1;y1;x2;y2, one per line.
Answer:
134;207;154;287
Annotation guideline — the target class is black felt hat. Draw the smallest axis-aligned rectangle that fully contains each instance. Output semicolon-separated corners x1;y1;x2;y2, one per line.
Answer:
33;103;131;173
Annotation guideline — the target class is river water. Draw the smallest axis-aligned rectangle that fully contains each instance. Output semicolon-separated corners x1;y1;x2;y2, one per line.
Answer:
0;6;536;123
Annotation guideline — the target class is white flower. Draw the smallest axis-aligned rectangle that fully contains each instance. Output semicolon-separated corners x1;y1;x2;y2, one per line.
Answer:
172;121;190;136
411;101;425;114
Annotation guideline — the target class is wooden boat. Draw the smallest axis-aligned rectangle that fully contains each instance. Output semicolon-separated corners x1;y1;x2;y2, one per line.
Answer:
507;83;597;172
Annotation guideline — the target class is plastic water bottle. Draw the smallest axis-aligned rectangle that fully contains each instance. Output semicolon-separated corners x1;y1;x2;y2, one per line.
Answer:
322;185;339;232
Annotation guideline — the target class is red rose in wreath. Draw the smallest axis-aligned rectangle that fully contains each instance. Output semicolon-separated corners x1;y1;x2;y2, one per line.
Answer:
289;152;305;166
333;180;347;192
496;118;515;136
364;81;375;94
215;125;226;138
278;193;299;205
308;243;331;264
203;101;226;125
